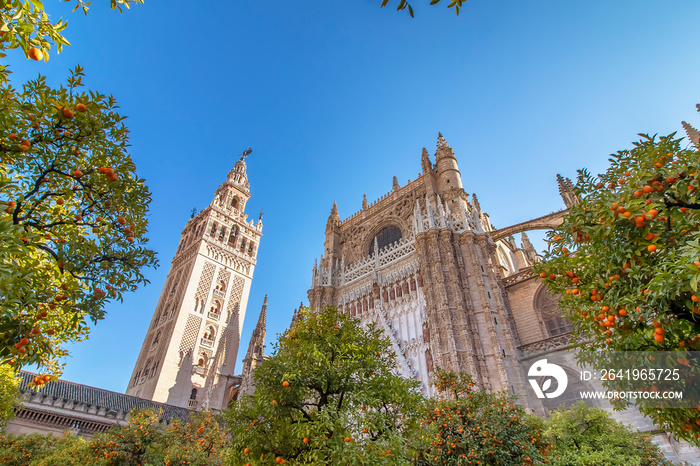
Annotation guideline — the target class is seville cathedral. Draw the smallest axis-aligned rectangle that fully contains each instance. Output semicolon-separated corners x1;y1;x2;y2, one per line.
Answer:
6;132;700;462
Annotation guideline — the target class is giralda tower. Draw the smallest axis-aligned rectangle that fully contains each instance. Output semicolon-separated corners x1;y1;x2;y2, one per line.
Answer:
126;151;263;411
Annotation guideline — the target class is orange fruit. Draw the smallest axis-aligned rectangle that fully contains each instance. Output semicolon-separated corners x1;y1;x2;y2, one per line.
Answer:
648;244;657;252
76;103;87;113
282;380;289;387
27;48;43;61
62;107;74;119
539;272;547;278
73;170;83;178
654;334;664;342
303;437;309;444
244;448;250;454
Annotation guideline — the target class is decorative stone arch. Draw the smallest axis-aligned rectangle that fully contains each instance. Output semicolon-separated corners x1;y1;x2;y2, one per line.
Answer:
533;284;571;338
491;210;567;242
209;299;222;315
216;278;227;293
495;243;515;276
203;325;217;341
364;217;408;257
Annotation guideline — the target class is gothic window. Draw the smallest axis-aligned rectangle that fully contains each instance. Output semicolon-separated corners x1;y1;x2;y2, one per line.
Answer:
248;242;254;255
210;300;222;315
132;372;140;387
240;238;247;252
369;225;402;255
151;362;159;378
209;222;218;237
218;226;227;240
534;285;571;337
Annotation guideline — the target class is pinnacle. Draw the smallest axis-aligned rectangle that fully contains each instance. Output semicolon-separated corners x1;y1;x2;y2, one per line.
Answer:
437;132;446;147
682;121;700;148
257;295;267;328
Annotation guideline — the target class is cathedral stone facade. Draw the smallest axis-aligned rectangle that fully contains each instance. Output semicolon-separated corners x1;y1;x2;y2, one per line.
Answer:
126;155;263;412
306;133;700;463
308;134;566;400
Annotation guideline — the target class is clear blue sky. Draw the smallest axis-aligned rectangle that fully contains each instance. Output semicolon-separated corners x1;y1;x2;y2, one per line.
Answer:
8;0;700;393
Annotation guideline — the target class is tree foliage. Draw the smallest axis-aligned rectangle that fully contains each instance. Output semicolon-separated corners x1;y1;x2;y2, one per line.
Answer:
381;0;467;18
0;66;157;375
533;128;700;442
225;306;426;465
416;368;550;465
544;402;675;466
0;364;20;428
0;409;228;465
0;0;152;378
0;0;143;69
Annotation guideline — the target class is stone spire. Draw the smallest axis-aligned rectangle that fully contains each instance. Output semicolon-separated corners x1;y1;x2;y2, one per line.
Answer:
393;176;400;191
326;201;340;230
682;121;699;148
472;193;481;212
557;174;579;208
240;295;268;397
362;194;369;210
521;232;537;263
435;132;455;160
421;147;433;174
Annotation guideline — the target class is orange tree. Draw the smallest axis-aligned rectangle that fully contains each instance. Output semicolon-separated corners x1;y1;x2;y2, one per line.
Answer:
416;368;550;465
0;409;228;465
0;0;143;73
533;129;700;442
0;0;153;381
224;306;426;465
0;66;157;377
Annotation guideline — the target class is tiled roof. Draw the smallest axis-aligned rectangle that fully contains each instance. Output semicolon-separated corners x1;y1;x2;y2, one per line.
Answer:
19;371;191;423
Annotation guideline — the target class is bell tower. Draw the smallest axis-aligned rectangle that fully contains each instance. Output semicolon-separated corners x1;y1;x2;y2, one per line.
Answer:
126;149;263;412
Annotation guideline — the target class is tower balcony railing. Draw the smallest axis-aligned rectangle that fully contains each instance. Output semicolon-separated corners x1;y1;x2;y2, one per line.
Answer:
188;399;197;409
212;289;225;299
192;365;205;375
207;311;221;321
200;337;214;348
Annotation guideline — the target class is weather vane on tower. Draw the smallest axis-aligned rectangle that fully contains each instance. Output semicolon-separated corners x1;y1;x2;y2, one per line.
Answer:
239;147;252;161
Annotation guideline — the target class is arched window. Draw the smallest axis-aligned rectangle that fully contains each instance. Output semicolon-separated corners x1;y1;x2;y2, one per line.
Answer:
203;326;216;341
210;300;222;315
534;285;571;337
231;197;239;209
190;388;198;400
369;226;402;255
